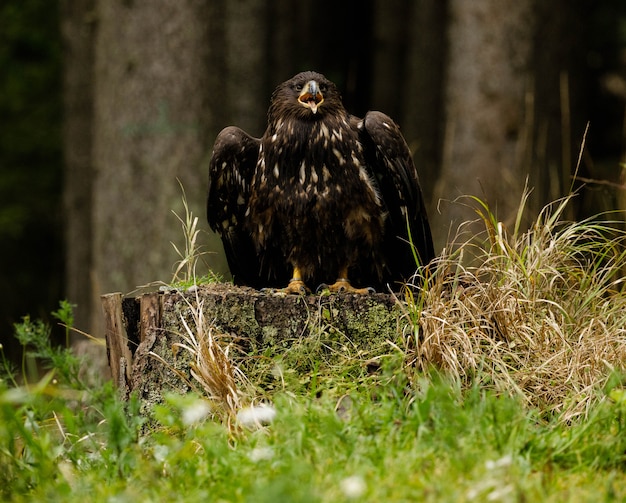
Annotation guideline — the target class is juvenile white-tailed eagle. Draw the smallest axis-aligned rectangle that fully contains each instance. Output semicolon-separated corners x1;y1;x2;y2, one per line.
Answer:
207;71;434;294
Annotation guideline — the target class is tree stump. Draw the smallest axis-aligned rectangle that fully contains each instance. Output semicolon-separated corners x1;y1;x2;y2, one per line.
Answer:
102;283;404;409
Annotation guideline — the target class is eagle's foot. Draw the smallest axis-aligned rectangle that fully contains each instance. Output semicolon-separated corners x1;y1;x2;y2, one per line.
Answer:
320;278;375;295
278;278;310;295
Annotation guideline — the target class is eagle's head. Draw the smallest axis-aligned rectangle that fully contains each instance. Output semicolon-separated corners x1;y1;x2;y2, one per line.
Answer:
268;71;345;124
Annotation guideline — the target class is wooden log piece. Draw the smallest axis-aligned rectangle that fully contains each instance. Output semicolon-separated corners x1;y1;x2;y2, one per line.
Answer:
101;292;133;394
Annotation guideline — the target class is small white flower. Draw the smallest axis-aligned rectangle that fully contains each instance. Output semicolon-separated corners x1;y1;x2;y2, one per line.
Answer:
485;454;513;471
487;484;514;501
248;446;274;462
57;461;76;487
152;444;170;463
340;475;366;499
237;404;277;428
182;399;211;426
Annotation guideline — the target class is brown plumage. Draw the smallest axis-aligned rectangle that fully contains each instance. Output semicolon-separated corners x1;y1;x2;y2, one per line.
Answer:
207;71;434;293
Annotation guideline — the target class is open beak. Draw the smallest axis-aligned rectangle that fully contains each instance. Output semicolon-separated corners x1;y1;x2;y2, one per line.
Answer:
298;80;324;114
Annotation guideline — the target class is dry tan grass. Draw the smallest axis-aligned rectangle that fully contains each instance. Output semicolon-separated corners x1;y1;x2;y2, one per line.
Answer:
172;293;248;426
404;192;626;420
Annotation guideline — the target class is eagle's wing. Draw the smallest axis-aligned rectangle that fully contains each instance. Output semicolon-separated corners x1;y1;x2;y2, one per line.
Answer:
357;111;435;286
207;126;264;287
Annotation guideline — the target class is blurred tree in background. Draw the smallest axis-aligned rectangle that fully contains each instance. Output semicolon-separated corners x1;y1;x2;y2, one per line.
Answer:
1;0;626;362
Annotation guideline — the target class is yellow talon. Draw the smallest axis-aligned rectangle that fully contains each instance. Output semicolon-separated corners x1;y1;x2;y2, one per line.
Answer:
326;278;374;295
324;268;375;294
278;267;310;295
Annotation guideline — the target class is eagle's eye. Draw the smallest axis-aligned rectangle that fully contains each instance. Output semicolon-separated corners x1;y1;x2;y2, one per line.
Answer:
319;84;328;92
294;83;303;92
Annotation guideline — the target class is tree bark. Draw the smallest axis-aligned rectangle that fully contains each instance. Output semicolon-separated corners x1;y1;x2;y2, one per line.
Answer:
91;0;224;335
433;0;534;246
432;0;588;248
60;0;97;337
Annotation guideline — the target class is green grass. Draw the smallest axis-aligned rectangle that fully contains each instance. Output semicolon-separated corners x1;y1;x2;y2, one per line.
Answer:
3;191;626;501
1;351;626;502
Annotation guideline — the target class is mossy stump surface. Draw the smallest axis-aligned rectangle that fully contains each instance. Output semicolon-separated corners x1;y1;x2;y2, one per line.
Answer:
102;283;403;407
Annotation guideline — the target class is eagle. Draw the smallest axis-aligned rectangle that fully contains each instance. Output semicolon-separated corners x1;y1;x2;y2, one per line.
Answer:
207;71;434;294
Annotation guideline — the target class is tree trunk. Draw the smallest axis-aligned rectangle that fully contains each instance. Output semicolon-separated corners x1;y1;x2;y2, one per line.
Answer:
432;0;588;248
91;0;222;335
60;0;97;337
433;0;534;247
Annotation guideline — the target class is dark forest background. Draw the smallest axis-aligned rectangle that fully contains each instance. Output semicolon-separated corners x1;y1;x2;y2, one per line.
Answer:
2;0;626;361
